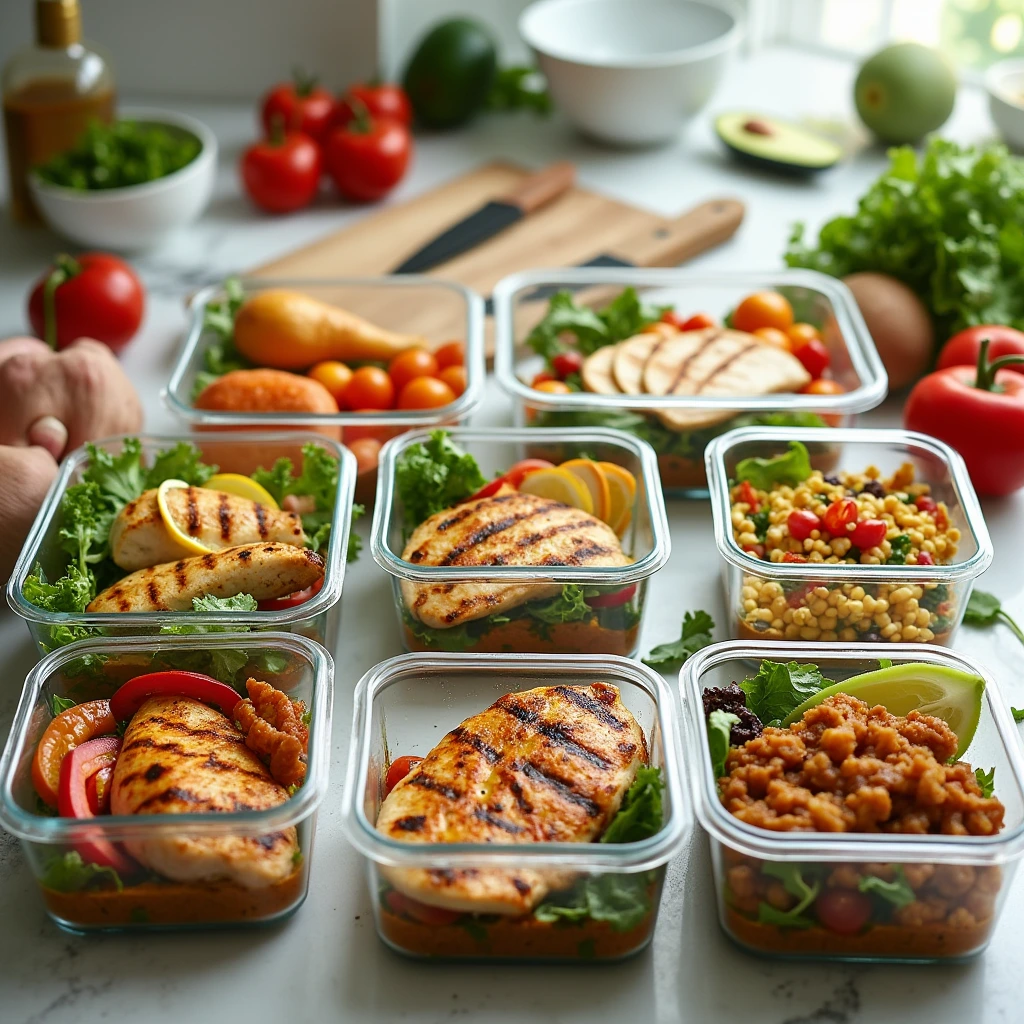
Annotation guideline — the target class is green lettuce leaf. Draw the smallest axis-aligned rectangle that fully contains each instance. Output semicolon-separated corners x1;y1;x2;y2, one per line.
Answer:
739;660;830;727
601;766;664;844
756;863;819;929
859;866;915;909
734;441;811;490
1012;707;1024;723
395;430;486;528
81;438;146;508
191;593;258;612
40;851;123;893
525;584;593;626
144;441;217;489
23;563;93;613
707;710;740;779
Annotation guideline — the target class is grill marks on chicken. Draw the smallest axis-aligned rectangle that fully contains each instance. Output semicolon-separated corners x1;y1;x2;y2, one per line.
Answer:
376;682;647;914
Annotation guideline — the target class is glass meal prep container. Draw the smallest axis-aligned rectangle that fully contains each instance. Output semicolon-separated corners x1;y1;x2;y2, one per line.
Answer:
0;631;333;933
492;267;887;498
680;641;1024;963
706;427;993;646
7;433;355;659
371;426;670;657
342;652;689;962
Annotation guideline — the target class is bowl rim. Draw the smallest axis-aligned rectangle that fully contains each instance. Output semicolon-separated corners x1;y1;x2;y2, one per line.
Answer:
520;0;743;69
28;106;217;203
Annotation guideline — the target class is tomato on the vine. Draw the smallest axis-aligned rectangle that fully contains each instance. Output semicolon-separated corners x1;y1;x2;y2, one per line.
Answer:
324;109;412;203
261;71;335;144
240;129;322;213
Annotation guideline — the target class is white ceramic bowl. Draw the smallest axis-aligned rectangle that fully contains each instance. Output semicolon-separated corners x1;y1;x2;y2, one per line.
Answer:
520;0;741;146
987;59;1024;152
28;108;217;251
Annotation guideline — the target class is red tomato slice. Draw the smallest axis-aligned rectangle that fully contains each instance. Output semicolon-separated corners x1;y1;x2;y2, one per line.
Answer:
32;699;116;808
110;671;242;722
586;584;638;608
257;576;325;611
384;889;462;926
384;755;423;797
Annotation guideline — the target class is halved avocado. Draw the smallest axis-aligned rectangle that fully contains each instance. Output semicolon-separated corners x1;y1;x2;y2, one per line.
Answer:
715;112;842;174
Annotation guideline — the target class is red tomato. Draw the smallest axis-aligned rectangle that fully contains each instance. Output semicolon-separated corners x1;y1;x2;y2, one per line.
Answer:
815;889;872;935
532;379;572;395
32;699;116;808
335;83;412;128
27;253;144;352
397;376;456;410
822;498;858;536
792;337;831;378
438;365;467;397
388;348;439;392
240;129;321;213
343;367;395;410
384;889;462;926
86;764;114;815
782;551;808;562
109;671;242;722
787;322;821;346
916;550;935;565
261;71;335;144
743;543;766;558
682;312;717;331
850;518;887;550
258;576;325;611
787;509;821;541
384;755;423;797
801;378;845;396
324;111;412;203
552;351;584;379
938;326;1024;376
586;584;638;608
914;495;937;513
737;480;760;511
434;341;464;369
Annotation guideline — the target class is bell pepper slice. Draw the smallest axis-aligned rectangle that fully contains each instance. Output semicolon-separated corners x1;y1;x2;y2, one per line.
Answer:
110;671;243;722
32;699;116;808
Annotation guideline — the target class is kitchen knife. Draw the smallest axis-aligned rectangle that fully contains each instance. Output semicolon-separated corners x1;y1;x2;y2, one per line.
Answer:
391;161;576;274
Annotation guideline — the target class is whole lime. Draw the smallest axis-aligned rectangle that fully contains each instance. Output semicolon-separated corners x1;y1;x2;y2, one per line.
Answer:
854;42;956;144
402;18;498;129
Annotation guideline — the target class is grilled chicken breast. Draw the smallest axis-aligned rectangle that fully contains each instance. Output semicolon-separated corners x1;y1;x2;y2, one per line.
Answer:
377;682;647;914
579;343;620;394
87;542;325;612
612;325;674;394
110;487;306;571
400;491;629;629
111;695;298;888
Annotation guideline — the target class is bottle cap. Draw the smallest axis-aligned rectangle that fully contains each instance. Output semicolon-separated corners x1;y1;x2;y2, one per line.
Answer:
36;0;81;49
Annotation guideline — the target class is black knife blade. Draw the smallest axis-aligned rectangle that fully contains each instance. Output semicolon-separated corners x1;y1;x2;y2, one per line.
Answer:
393;201;523;274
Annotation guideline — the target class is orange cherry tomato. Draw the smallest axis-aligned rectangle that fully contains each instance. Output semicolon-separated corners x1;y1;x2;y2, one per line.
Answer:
437;365;467;397
434;340;465;370
388;348;439;393
531;371;557;386
532;379;572;395
732;291;794;333
342;366;395;410
384;754;423;797
753;326;792;350
347;437;382;475
788;322;821;347
32;699;117;808
397;376;456;410
802;378;845;396
307;360;353;405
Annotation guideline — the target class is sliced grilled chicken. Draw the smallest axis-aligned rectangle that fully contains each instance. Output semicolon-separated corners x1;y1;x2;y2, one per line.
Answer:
612;325;674;394
111;695;298;888
643;327;810;430
377;682;647;914
87;542;325;612
400;491;629;629
110;487;306;571
580;343;621;394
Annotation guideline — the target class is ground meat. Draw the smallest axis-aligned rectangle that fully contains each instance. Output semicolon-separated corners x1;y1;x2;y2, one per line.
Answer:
702;683;763;744
720;693;1005;835
233;678;309;788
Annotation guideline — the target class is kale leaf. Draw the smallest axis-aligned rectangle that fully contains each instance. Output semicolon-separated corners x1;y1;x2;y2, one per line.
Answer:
394;430;486;528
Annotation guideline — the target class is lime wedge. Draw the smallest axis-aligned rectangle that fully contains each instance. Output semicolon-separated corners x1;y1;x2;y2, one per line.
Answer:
782;663;984;759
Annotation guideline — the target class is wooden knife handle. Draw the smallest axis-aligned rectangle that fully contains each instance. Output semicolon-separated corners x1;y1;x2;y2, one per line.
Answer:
606;198;745;267
500;161;576;214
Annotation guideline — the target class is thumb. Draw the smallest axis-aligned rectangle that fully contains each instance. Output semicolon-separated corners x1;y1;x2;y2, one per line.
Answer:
26;415;69;460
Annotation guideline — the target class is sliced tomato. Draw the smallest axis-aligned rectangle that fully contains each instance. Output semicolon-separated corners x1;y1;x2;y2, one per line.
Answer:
110;671;242;722
257;576;325;611
586;584;638;608
384;889;462;926
464;459;556;502
384;754;423;797
32;699;116;808
86;764;114;815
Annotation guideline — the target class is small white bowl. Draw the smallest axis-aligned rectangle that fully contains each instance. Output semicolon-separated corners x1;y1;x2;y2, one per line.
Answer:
520;0;741;146
987;59;1024;152
29;108;217;251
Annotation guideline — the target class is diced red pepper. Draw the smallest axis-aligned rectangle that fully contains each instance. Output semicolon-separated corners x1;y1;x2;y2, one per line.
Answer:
782;552;808;563
737;480;760;511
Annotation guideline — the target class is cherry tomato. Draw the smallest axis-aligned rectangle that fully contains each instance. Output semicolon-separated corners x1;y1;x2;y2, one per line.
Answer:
438;365;467;397
737;480;760;511
342;366;395;410
384;889;462;926
32;699;116;808
743;543;766;558
586;584;638;608
801;378;845;396
335;83;413;128
822;498;858;536
850;518;887;550
782;551;808;562
754;326;792;350
787;322;821;346
815;888;872;935
27;252;144;353
532;379;572;395
552;351;584;379
682;312;717;331
240;129;322;213
324;110;412;203
308;361;353;405
660;310;686;329
916;550;935;565
257;576;325;611
397;376;456;410
531;371;557;386
110;671;243;722
388;348;439;392
347;436;382;476
434;340;465;369
261;71;335;144
86;764;114;815
937;325;1024;376
384;755;423;797
732;291;794;333
914;495;937;513
791;337;831;378
787;509;821;541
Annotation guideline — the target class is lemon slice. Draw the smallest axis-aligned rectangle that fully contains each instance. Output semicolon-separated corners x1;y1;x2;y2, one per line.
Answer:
783;663;985;759
518;466;594;514
560;459;611;522
157;478;215;556
205;473;280;510
598;462;637;536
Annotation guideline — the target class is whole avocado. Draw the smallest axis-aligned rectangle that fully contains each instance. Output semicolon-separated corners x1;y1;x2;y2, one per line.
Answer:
854;43;956;144
402;18;498;129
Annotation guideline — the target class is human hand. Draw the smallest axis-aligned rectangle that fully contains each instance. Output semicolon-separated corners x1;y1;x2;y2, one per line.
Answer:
0;445;59;581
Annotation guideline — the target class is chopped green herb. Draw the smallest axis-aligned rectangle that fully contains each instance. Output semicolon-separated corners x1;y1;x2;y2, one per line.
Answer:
886;534;913;565
48;694;76;717
975;766;996;798
739;660;830;727
642;610;715;670
756;863;819;930
964;590;1024;648
1012;708;1024;723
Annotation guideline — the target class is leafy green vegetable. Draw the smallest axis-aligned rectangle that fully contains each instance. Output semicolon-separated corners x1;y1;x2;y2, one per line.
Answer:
878;658;893;669
525;584;593;626
734;441;811;490
394;430;486;527
642;610;715;670
49;694;76;716
739;660;830;727
57;482;114;575
964;589;1024;648
145;442;217;489
785;139;1024;340
708;710;740;779
975;766;996;798
191;593;259;612
81;438;146;508
750;509;770;541
484;66;552;115
885;534;913;565
23;563;93;613
859;866;915;909
39;851;123;893
756;863;819;929
192;278;251;396
601;766;664;844
1012;707;1024;723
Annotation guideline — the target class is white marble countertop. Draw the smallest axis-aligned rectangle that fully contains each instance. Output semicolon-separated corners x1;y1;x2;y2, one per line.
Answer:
2;45;1023;1024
